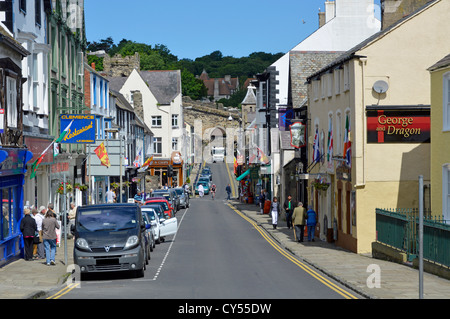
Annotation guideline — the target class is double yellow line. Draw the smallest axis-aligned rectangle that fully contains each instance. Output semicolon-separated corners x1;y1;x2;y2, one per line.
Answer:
47;282;80;299
227;203;358;299
224;162;357;300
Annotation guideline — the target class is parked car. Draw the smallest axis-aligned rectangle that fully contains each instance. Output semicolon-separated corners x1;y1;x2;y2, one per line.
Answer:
195;181;210;195
141;207;161;244
141;204;178;243
198;176;211;187
151;189;180;212
142;211;155;252
72;203;150;278
174;187;189;208
145;197;174;218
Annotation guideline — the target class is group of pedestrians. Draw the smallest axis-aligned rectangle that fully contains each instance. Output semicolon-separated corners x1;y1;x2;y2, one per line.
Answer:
19;204;61;266
267;194;317;242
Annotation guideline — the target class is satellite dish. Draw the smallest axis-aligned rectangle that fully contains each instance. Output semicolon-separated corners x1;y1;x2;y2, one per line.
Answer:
373;80;389;94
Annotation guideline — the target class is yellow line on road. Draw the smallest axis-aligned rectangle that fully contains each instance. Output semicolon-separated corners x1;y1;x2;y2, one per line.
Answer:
227;203;358;300
47;282;80;299
224;161;236;198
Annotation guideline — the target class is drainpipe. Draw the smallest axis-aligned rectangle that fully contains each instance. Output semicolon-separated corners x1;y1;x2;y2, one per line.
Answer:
356;56;368;188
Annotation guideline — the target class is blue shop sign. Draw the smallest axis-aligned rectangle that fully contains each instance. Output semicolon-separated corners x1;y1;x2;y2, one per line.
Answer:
59;114;96;144
0;148;33;177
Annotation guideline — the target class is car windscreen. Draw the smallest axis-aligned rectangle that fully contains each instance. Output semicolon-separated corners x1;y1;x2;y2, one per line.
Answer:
174;189;184;195
142;209;156;221
152;192;170;201
149;201;169;211
77;207;139;232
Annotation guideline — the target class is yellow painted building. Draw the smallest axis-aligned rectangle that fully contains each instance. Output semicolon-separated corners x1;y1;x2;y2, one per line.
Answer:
429;53;450;222
305;0;450;254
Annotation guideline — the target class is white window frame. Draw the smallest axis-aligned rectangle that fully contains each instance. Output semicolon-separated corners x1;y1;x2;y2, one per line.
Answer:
153;137;162;154
172;137;178;151
6;76;17;128
443;72;450;131
172;114;178;128
443;164;450;222
151;116;162;127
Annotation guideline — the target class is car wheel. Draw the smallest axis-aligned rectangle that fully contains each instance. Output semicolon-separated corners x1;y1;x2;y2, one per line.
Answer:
134;267;145;278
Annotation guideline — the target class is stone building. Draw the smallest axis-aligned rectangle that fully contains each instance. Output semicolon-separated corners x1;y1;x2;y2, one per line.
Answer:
103;52;140;77
198;70;239;101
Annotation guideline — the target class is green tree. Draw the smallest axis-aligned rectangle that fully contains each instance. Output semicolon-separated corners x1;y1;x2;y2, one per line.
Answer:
181;69;208;100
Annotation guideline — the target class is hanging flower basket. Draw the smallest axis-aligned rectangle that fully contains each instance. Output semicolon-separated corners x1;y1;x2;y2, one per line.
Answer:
312;179;330;191
57;181;73;194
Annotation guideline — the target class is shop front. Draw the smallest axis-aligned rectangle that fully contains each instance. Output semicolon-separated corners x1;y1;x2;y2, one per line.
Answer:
148;152;184;189
0;148;33;267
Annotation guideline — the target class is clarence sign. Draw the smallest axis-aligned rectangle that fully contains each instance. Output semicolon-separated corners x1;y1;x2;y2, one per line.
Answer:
367;108;430;143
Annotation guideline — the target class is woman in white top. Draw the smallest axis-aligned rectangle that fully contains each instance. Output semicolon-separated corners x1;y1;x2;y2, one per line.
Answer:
269;197;281;229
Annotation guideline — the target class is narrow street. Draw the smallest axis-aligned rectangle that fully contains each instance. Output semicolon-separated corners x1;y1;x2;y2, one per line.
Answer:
54;162;359;300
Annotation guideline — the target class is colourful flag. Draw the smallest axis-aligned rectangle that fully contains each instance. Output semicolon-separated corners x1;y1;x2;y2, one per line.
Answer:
133;148;142;168
343;114;351;167
142;156;154;170
56;120;74;143
94;142;111;168
256;147;270;165
327;121;333;162
313;128;320;163
30;142;54;179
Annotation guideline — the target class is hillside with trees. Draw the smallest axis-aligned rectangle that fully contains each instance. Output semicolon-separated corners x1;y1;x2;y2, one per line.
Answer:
87;38;283;105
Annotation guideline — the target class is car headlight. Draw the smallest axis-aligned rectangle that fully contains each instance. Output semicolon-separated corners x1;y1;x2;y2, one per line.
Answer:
124;235;139;249
76;238;90;251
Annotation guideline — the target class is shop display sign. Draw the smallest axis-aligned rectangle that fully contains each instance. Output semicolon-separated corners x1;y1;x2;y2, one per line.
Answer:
367;109;430;143
290;122;306;148
59;114;96;144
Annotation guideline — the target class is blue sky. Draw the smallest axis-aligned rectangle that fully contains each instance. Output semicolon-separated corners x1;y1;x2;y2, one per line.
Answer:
85;0;381;60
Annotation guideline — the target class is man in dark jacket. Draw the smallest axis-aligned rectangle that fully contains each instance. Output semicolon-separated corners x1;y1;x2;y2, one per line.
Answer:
20;208;37;261
283;195;295;229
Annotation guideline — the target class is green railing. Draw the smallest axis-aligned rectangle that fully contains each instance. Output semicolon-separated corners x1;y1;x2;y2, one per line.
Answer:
376;208;450;268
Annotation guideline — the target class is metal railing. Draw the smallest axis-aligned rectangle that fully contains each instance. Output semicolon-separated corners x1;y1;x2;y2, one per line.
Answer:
376;208;450;268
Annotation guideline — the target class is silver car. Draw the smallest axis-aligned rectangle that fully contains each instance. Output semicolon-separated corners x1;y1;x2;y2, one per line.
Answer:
174;187;189;209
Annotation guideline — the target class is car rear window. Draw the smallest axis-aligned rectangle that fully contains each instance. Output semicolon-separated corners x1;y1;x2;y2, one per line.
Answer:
77;207;139;232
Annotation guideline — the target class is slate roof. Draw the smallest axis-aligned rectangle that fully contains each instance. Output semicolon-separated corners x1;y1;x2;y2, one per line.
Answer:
139;70;181;105
306;0;440;82
428;53;450;71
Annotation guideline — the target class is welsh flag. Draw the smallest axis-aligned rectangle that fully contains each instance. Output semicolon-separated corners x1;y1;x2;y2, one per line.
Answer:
30;142;54;180
56;120;74;143
343;114;351;167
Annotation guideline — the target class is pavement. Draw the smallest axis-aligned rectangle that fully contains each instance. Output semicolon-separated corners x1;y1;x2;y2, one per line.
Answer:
1;199;449;299
229;199;450;299
0;235;74;299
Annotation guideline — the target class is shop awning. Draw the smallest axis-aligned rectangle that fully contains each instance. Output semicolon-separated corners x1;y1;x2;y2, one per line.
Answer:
236;169;250;181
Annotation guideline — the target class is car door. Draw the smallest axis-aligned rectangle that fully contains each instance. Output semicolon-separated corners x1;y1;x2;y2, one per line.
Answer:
160;217;178;237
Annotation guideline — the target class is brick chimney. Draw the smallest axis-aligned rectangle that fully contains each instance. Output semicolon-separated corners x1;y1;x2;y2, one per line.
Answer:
380;0;430;30
132;90;144;122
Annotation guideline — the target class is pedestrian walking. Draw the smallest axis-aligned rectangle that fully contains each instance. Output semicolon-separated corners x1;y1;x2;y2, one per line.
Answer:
31;208;40;258
283;195;295;229
269;197;281;229
105;188;116;203
226;184;231;200
258;189;266;215
42;210;60;266
35;206;47;259
292;202;307;242
20;208;37;261
47;203;56;218
198;184;204;198
306;206;317;242
68;203;77;238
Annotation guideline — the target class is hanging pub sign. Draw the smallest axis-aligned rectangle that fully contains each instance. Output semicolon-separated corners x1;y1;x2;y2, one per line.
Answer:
290;122;306;148
366;108;430;143
59;114;96;144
